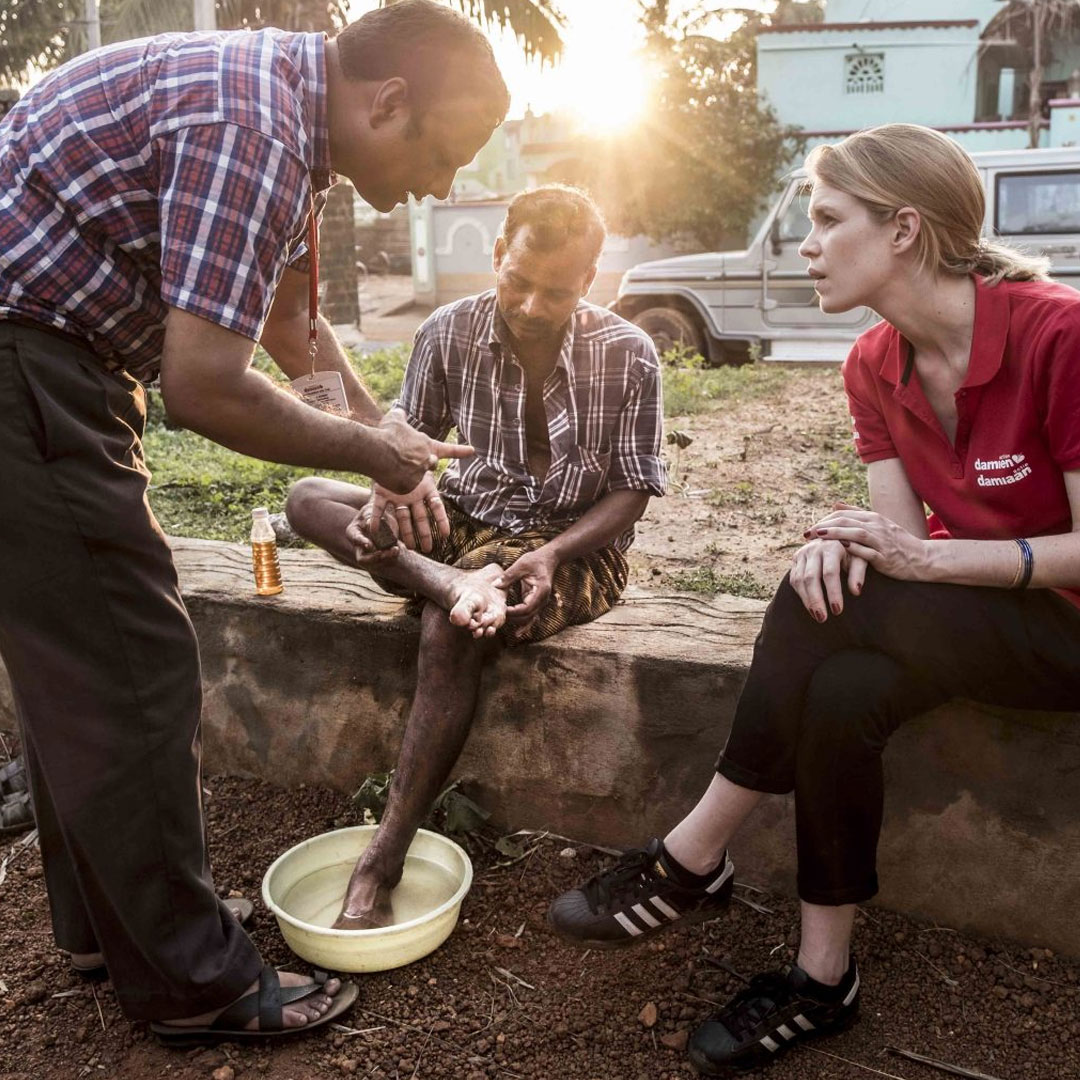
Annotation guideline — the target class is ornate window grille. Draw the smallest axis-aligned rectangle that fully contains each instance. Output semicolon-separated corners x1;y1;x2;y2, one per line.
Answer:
845;53;885;95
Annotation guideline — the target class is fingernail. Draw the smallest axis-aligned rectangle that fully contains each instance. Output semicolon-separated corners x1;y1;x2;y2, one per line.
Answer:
853;583;862;595
839;539;851;547
802;531;811;539
831;602;841;615
816;529;828;536
815;609;826;622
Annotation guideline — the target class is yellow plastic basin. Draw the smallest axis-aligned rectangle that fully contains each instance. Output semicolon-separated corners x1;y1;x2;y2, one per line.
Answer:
261;825;473;973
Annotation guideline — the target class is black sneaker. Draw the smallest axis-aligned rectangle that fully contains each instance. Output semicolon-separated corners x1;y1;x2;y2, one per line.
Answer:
547;837;734;948
688;960;860;1076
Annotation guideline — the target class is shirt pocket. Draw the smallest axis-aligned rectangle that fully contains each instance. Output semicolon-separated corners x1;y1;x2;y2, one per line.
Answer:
551;445;611;513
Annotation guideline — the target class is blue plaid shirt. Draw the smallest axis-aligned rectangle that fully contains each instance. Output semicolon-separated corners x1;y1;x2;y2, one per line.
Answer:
396;291;666;550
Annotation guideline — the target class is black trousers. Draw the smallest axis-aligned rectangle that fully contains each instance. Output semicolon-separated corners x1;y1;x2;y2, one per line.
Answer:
0;324;261;1019
717;569;1080;906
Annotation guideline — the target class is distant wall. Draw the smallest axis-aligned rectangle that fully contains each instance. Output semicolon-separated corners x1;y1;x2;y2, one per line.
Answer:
410;200;681;309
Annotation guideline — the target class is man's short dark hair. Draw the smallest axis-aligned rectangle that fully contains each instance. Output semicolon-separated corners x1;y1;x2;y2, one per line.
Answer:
336;0;510;122
501;185;607;265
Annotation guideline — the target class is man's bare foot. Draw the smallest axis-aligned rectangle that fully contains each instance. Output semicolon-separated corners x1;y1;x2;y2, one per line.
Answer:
446;564;507;637
159;971;343;1031
332;877;395;930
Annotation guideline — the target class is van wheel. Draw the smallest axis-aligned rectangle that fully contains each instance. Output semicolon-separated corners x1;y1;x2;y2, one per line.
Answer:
632;307;706;360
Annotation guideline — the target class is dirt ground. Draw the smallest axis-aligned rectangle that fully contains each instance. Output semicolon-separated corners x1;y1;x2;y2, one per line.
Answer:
2;772;1078;1080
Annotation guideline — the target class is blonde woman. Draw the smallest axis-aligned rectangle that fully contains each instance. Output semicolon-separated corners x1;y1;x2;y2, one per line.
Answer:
548;124;1080;1075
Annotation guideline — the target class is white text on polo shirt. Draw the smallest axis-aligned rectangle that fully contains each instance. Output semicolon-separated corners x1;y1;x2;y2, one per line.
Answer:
975;453;1032;487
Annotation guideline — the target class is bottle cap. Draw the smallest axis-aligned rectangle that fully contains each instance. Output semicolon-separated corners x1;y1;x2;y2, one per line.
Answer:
252;506;269;519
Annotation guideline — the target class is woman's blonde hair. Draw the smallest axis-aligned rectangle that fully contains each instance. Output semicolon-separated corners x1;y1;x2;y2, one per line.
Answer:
805;123;1050;285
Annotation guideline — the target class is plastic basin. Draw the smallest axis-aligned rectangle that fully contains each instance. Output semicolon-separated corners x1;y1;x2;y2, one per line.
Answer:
261;825;473;973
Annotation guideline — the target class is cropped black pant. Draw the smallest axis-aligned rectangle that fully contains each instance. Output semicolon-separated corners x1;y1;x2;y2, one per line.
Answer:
716;570;1080;905
0;324;261;1019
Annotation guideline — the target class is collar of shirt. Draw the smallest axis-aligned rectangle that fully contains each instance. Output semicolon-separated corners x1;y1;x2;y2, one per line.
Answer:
290;32;333;193
485;297;580;391
877;274;1010;390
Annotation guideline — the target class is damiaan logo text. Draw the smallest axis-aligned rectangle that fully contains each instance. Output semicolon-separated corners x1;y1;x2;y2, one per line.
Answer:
975;452;1032;488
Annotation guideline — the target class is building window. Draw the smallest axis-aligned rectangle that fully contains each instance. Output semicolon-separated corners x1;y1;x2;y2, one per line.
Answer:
845;53;885;95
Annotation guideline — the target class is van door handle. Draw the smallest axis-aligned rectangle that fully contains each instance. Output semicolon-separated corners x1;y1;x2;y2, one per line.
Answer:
760;259;778;311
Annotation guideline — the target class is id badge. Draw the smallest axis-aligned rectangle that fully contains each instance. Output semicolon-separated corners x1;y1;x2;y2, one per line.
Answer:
291;371;349;416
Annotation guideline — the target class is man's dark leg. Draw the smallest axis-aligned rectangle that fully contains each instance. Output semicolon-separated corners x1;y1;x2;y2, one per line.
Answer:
334;600;500;928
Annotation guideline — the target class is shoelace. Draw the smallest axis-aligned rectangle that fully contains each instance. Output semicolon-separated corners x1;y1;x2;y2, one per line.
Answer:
715;970;792;1042
581;847;655;914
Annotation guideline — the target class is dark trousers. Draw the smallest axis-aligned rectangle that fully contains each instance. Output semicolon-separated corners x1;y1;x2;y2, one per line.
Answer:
717;570;1080;906
0;324;261;1020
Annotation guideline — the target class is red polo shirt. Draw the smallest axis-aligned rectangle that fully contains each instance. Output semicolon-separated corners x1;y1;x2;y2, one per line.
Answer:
842;275;1080;611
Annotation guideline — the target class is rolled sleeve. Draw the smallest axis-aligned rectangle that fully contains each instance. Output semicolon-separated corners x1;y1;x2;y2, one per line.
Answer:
157;123;307;341
393;321;453;440
607;357;667;497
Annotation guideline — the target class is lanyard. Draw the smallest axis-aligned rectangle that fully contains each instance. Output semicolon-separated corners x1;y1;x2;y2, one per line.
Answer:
308;191;319;376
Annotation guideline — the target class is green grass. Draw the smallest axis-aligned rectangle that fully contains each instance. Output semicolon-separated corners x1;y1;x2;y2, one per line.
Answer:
663;566;774;600
822;441;869;507
143;344;408;541
661;347;791;418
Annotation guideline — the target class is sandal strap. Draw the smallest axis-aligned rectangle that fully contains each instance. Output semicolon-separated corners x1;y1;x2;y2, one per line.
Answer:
259;965;283;1034
209;966;324;1033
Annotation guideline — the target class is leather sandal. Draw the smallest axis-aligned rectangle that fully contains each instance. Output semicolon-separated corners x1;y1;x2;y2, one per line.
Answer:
149;965;358;1044
70;896;256;980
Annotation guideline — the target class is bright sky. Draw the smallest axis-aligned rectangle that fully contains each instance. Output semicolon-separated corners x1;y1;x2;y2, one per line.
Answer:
344;1;773;130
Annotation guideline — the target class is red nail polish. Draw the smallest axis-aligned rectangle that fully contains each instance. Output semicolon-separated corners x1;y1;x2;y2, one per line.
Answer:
840;539;851;547
831;602;841;615
816;529;828;536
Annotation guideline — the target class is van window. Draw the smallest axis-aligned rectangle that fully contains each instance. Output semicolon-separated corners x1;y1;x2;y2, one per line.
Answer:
995;170;1080;235
776;191;812;243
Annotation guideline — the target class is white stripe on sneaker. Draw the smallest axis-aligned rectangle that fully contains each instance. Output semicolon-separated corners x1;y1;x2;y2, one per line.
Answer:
649;896;681;921
793;1013;815;1032
842;968;860;1007
776;1024;797;1041
760;1035;780;1052
614;911;643;937
632;903;661;929
705;855;735;895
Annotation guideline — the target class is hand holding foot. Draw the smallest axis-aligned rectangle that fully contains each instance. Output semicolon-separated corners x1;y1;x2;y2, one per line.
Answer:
446;564;508;638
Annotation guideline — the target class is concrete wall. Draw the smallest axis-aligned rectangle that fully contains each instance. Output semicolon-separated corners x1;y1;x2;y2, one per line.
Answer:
4;538;1078;955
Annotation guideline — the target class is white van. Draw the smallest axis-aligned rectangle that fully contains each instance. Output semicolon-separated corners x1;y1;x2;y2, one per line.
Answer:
612;147;1080;362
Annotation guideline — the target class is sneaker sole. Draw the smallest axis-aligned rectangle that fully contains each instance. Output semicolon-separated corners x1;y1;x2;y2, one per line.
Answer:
547;891;732;951
687;1006;859;1076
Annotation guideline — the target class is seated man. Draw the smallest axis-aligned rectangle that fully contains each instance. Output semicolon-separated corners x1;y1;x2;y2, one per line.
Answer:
286;184;666;928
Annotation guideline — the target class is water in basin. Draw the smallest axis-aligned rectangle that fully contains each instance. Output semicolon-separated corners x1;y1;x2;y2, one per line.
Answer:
281;853;460;929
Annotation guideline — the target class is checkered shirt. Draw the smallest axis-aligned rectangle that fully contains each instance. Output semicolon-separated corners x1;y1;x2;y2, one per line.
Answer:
396;291;667;550
0;30;332;383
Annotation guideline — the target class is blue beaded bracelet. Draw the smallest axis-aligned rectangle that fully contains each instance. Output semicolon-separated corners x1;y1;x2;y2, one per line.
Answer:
1015;537;1034;590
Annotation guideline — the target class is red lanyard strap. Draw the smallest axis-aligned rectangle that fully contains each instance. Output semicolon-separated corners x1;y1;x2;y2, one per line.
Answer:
308;191;319;374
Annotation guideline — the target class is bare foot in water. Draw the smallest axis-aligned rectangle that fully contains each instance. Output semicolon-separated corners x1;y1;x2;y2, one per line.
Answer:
333;860;398;930
446;564;508;638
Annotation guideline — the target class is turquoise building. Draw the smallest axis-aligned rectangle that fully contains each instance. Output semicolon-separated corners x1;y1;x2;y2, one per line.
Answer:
757;0;1080;151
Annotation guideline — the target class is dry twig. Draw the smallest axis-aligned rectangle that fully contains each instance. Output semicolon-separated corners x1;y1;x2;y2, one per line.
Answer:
804;1045;911;1079
886;1045;1006;1080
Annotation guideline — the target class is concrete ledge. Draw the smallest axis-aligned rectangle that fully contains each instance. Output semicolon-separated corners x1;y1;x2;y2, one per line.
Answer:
3;536;1079;955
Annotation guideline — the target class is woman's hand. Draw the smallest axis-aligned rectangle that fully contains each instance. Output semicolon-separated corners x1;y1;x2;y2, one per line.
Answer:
790;537;869;622
806;502;930;583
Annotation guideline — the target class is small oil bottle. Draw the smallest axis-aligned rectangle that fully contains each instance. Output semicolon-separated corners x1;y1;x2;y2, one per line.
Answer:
250;506;284;596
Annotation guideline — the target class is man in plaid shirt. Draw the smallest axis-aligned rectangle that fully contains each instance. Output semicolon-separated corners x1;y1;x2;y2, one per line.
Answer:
0;1;507;1039
287;185;666;930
